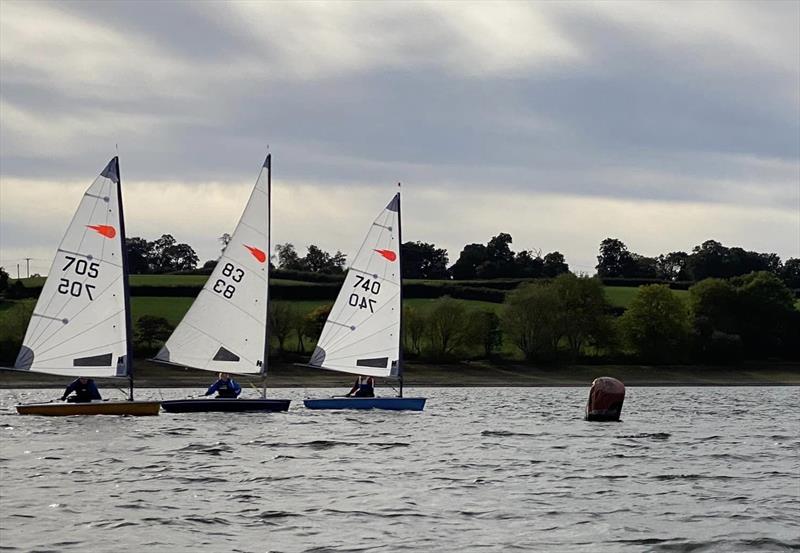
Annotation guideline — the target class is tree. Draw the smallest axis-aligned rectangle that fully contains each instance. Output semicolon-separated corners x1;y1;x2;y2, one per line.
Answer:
467;310;503;358
203;260;218;271
269;302;295;356
426;297;468;358
126;237;153;274
401;242;449;279
619;285;689;362
515;250;544;278
657;251;689;281
304;245;346;274
542;251;569;278
0;267;8;293
304;304;333;342
134;316;174;351
733;271;796;357
502;283;562;361
219;233;232;252
688;278;741;363
164;242;199;271
450;243;487;279
551;274;612;358
596;238;636;278
781;258;800;289
403;306;426;356
276;243;303;271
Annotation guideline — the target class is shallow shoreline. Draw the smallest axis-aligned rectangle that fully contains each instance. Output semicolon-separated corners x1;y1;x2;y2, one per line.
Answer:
1;361;798;388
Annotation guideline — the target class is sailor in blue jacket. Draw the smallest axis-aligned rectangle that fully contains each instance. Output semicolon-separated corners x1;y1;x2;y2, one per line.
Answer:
205;372;242;398
60;377;102;403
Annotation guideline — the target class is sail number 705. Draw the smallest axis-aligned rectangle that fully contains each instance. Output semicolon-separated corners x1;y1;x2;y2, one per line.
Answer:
57;255;98;300
349;275;380;313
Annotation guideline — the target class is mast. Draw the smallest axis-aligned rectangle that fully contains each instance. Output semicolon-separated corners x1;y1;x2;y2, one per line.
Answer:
396;185;404;398
115;156;135;401
261;153;271;399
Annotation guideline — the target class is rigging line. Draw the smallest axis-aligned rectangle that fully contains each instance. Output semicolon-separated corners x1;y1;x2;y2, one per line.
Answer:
28;273;123;349
34;338;126;365
26;177;110;342
32;309;125;358
232;219;267;240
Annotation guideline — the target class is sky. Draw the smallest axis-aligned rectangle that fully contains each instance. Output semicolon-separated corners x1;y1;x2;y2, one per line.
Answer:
1;0;798;277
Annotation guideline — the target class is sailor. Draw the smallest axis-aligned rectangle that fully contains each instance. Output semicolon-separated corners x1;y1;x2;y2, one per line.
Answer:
346;375;375;398
60;376;102;403
204;372;242;399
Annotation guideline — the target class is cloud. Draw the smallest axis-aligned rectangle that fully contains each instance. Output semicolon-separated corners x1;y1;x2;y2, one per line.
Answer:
1;1;798;275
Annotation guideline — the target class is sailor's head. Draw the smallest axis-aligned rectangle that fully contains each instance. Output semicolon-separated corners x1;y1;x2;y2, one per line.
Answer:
219;372;230;381
78;376;89;384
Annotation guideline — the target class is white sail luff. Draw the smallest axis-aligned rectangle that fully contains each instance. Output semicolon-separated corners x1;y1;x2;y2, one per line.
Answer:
15;158;129;378
155;158;270;374
308;193;401;378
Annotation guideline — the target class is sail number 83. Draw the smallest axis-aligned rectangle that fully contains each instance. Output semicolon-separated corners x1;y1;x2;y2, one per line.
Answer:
349;275;381;313
213;262;244;299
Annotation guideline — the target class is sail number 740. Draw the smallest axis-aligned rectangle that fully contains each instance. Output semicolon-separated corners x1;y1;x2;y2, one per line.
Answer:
349;275;380;313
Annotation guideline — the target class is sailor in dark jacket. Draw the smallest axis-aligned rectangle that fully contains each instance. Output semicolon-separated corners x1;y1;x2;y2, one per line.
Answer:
204;373;242;398
60;377;102;403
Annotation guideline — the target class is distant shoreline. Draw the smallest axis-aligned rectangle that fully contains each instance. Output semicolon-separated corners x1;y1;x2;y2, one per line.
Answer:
1;361;798;388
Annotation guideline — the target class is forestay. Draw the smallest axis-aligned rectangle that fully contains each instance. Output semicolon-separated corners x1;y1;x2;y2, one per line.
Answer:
15;158;128;377
308;193;401;378
155;157;270;374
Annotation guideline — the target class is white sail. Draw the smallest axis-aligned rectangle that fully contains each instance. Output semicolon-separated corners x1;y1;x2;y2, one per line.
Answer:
308;193;401;378
15;158;130;378
154;156;270;374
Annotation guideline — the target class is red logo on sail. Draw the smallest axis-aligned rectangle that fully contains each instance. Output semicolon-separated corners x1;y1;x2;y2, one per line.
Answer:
245;245;266;263
374;249;397;262
87;225;116;239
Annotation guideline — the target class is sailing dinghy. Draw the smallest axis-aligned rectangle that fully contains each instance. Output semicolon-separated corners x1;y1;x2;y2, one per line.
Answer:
154;155;290;413
13;157;160;416
303;192;425;411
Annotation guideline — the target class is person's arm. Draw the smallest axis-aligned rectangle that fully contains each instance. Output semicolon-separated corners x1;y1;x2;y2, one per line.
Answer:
346;378;359;397
367;377;375;388
88;381;102;400
205;381;220;396
231;379;242;397
60;381;76;400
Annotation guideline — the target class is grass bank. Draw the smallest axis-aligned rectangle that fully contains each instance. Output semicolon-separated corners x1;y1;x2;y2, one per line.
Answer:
2;361;797;389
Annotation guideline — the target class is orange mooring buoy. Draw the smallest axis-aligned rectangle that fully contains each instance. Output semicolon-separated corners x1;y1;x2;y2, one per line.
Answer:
585;377;625;421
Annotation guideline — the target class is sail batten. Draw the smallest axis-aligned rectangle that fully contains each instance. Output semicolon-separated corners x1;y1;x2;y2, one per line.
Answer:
155;160;270;375
14;158;129;378
306;193;402;379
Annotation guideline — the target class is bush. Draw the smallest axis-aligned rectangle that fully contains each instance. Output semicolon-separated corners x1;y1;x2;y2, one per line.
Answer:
134;315;174;356
502;283;561;361
426;297;469;360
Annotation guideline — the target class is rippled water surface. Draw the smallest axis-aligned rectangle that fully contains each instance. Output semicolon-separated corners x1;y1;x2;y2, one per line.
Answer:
1;387;798;552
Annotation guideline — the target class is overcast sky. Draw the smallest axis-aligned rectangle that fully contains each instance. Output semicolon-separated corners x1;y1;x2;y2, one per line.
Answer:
1;0;798;277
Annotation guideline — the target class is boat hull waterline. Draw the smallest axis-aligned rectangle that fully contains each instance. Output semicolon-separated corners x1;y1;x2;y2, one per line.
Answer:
16;400;161;416
161;398;291;413
303;397;426;411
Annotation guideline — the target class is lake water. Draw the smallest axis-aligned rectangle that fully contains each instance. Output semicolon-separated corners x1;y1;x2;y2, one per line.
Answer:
0;387;798;552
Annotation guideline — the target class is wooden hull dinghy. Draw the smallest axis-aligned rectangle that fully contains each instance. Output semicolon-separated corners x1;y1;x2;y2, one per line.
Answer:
16;400;160;416
10;157;157;416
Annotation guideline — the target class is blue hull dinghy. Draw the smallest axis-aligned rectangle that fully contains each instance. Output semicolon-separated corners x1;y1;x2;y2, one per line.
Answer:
303;397;425;411
300;191;426;411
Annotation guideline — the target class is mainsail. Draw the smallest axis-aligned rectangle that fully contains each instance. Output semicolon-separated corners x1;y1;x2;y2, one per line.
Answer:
15;157;130;378
155;156;271;374
308;193;402;378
